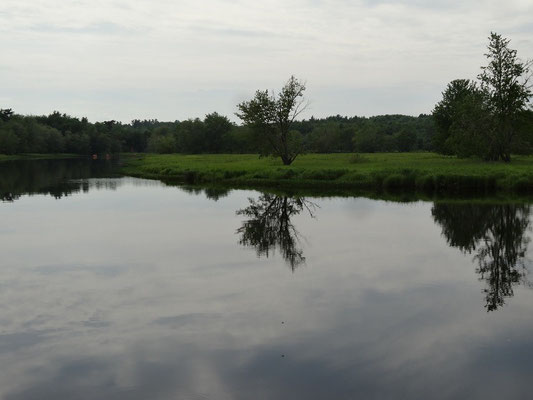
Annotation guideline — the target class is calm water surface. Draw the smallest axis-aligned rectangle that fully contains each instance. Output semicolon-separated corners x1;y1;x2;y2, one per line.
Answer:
1;159;533;399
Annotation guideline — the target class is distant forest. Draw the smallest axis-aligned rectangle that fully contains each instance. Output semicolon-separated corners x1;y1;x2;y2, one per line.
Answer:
0;108;532;156
0;109;436;155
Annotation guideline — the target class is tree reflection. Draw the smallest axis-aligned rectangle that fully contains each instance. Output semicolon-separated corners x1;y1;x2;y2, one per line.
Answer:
0;158;119;202
178;186;231;201
236;194;317;271
432;203;531;311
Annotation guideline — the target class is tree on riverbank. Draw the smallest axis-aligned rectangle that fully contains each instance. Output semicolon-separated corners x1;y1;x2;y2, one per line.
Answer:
433;33;532;161
479;33;532;161
432;79;484;155
236;76;308;165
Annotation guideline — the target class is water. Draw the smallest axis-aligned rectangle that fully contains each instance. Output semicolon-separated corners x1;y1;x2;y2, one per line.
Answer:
1;159;533;399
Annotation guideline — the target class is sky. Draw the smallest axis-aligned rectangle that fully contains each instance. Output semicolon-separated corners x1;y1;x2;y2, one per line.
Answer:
1;0;532;123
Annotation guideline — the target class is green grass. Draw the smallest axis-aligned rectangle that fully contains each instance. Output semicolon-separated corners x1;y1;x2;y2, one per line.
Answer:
121;153;533;195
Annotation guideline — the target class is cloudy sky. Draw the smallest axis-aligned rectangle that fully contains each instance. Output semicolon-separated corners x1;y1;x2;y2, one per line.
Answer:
1;0;532;122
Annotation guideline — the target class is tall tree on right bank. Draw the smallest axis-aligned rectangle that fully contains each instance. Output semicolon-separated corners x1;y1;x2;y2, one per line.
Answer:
479;32;532;161
433;32;532;161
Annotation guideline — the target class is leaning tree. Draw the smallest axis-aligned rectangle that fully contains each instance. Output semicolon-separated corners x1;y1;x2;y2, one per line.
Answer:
236;76;308;165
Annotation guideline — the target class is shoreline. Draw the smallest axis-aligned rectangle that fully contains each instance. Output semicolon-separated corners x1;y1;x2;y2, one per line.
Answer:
120;153;533;196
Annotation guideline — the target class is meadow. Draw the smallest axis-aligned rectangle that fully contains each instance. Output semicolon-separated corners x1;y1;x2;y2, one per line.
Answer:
121;153;533;195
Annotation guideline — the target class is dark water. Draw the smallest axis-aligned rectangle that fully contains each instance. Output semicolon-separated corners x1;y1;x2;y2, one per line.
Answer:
1;159;533;400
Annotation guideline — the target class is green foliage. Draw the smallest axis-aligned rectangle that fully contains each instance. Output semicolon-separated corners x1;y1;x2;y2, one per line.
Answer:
148;134;177;154
396;129;417;152
433;32;532;161
1;106;438;157
305;122;355;153
513;110;533;154
0;108;14;122
351;115;432;153
353;122;381;153
478;32;533;161
236;76;307;165
65;133;90;154
204;112;233;153
433;79;480;154
175;118;205;153
0;129;19;154
122;152;533;194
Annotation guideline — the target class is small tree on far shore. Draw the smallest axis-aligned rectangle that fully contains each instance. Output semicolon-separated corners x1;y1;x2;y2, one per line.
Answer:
236;76;308;165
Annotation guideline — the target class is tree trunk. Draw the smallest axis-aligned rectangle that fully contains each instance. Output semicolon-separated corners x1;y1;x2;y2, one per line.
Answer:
501;152;511;162
281;156;292;166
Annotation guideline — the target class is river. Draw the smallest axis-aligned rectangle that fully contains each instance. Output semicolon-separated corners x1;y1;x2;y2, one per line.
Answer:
1;159;532;399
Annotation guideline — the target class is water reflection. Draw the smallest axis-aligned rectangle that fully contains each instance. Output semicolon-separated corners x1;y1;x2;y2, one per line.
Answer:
178;186;231;201
236;194;317;270
0;158;119;201
3;161;533;399
0;159;228;203
432;203;532;311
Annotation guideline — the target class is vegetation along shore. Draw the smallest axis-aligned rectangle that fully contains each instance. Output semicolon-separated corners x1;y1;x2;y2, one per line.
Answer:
121;153;533;195
2;32;533;195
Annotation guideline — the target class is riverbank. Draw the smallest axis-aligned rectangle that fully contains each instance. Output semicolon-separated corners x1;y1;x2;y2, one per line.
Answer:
121;153;533;194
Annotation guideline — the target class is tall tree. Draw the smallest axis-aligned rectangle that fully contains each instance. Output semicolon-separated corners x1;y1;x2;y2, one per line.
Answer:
432;79;482;155
0;109;14;122
478;32;532;161
203;112;232;153
236;76;307;165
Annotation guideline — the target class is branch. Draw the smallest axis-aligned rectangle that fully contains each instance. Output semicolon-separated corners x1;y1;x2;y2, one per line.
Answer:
290;98;310;124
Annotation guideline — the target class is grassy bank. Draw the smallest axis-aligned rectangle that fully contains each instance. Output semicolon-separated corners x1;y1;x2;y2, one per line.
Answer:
121;153;533;194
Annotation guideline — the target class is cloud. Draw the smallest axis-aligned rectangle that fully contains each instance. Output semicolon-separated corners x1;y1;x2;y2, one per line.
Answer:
0;0;532;121
28;21;138;35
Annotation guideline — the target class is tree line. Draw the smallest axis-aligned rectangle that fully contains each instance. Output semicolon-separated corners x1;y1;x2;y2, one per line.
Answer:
236;33;531;165
0;108;437;156
1;33;531;160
